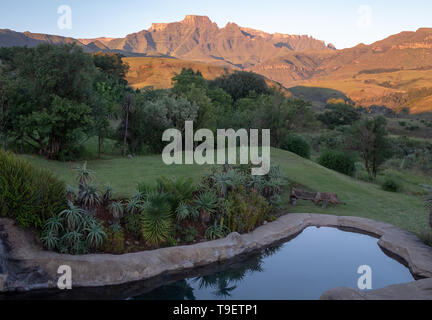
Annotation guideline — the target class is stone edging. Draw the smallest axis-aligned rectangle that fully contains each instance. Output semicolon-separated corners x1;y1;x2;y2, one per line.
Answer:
1;213;432;298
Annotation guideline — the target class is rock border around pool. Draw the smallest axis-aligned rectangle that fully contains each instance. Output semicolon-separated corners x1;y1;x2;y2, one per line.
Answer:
1;213;432;299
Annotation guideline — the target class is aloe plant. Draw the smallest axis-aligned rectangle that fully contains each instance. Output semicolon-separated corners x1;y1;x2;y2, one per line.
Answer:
86;222;107;248
107;201;124;221
59;202;85;231
79;183;101;210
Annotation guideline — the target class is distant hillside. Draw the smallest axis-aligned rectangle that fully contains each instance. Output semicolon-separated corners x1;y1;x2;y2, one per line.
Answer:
125;57;234;89
125;57;291;97
3;17;432;112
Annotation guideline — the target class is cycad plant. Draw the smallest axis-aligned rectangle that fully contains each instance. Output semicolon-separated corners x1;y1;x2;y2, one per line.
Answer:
141;195;173;246
156;176;197;209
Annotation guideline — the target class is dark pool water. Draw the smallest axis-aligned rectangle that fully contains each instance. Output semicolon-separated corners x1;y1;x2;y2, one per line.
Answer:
134;227;414;300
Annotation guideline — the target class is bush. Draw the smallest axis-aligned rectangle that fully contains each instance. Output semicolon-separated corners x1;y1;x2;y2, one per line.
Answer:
225;187;270;234
318;150;356;176
381;177;401;192
0;149;66;229
280;135;311;159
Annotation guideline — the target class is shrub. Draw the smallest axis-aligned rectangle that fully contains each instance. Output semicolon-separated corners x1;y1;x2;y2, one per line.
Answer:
104;224;125;254
125;211;143;237
280;135;311;159
225;187;270;234
156;176;197;209
0;149;66;229
318;150;356;176
381;177;401;192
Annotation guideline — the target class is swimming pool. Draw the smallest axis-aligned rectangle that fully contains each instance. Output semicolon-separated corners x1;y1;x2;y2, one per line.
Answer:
135;227;414;300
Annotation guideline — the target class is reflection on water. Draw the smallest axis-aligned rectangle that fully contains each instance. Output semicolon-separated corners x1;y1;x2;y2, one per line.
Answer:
135;227;414;300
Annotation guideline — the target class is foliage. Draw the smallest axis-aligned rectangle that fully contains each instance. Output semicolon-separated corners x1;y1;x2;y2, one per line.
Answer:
381;176;401;193
348;116;392;179
141;194;173;246
156;176;197;210
41;202;106;255
280;134;311;159
205;220;231;240
0;149;66;229
224;187;270;234
318;150;356;176
317;103;361;129
182;227;199;242
118;93;198;154
210;71;270;101
195;191;219;216
125;211;143;238
107;201;124;221
104;224;125;254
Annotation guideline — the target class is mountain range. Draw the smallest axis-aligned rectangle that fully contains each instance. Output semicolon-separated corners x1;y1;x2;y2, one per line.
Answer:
2;15;432;113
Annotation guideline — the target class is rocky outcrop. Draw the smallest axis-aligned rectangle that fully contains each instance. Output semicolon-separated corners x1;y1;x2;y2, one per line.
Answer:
321;278;432;300
0;214;432;298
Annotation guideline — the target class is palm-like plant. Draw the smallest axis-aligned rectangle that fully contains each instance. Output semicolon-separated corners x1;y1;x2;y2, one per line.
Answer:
75;162;95;190
107;201;124;221
79;184;101;210
141;196;173;246
157;176;197;208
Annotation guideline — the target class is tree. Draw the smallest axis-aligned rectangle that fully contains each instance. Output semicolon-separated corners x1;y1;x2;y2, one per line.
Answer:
348;116;392;179
210;71;270;101
118;93;198;154
3;44;98;158
172;68;207;95
317;103;361;129
254;94;315;147
92;52;130;85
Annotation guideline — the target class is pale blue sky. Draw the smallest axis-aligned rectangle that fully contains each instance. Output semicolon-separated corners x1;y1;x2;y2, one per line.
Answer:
0;0;431;49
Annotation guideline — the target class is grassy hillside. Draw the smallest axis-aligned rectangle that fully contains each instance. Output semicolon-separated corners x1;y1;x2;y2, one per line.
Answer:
124;57;234;89
124;57;292;97
20;148;430;237
296;68;432;114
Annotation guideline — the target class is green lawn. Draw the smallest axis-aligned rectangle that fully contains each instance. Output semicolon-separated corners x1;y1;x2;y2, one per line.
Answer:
20;148;430;237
